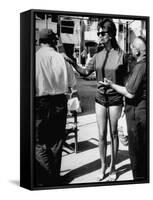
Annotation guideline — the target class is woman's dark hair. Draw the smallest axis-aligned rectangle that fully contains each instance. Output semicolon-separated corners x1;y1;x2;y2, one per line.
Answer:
98;18;121;51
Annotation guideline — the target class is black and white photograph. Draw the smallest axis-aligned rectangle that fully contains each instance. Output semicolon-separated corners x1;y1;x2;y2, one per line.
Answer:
20;9;149;190
1;0;153;199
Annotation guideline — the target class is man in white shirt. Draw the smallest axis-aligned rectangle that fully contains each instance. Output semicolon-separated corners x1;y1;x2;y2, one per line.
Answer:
35;29;76;186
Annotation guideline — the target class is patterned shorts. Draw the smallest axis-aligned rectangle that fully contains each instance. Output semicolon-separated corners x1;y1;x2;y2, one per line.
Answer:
95;91;123;107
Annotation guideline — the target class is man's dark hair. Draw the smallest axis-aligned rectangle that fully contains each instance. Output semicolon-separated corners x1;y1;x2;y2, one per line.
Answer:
39;29;58;48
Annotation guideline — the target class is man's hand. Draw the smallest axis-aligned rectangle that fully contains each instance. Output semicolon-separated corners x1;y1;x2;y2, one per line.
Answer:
104;78;113;86
98;78;113;88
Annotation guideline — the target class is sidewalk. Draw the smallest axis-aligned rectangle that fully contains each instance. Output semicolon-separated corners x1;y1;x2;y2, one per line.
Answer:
61;113;133;184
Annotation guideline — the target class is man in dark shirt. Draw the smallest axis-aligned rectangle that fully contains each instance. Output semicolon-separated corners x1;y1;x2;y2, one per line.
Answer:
100;36;148;181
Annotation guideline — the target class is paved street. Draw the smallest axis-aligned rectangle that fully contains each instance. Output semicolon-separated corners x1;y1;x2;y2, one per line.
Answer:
61;113;133;184
60;77;133;185
75;76;96;116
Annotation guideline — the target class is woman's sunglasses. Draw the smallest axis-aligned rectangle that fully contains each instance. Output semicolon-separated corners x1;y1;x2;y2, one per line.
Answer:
97;31;108;37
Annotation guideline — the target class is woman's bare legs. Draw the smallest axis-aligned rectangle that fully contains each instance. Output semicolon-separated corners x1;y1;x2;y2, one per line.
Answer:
95;102;107;180
108;105;122;180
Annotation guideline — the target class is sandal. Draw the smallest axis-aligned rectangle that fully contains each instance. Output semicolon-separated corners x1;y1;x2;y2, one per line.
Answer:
97;174;105;182
108;172;117;182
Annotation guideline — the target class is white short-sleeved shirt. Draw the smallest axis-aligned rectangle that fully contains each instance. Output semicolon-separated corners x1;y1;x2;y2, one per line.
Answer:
36;46;76;96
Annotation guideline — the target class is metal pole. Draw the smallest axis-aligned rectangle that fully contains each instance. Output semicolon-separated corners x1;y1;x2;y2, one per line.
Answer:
45;14;48;30
80;20;85;65
126;21;129;54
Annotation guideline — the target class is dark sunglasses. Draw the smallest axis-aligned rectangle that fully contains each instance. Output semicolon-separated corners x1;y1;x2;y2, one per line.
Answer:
97;31;108;37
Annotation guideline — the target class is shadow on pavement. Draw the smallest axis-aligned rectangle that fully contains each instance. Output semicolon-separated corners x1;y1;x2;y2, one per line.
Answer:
77;140;98;152
63;138;109;154
63;158;101;183
78;139;112;153
116;164;132;179
117;150;130;163
63;149;131;183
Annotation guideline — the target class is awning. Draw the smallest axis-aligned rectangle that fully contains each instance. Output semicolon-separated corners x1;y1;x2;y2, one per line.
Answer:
61;33;79;44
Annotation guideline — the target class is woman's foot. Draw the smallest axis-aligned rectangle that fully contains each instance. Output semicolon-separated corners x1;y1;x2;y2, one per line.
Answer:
108;171;117;181
97;173;105;182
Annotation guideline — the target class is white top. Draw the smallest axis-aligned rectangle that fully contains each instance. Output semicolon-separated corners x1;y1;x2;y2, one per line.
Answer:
36;46;76;96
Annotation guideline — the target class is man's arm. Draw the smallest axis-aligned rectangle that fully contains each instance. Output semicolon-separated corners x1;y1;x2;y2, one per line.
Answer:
111;83;134;99
100;78;134;99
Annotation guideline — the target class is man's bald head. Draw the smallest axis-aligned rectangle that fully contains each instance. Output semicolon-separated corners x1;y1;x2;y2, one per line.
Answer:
133;36;146;51
132;36;146;57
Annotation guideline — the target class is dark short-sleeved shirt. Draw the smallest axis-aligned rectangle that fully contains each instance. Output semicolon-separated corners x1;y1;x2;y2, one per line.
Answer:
87;48;127;95
126;59;146;104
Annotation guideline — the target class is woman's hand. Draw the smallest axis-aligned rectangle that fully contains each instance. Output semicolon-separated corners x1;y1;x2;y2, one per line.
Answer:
61;53;75;65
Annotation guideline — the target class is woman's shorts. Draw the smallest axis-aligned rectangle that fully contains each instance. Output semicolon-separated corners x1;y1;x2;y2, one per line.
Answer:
95;91;123;107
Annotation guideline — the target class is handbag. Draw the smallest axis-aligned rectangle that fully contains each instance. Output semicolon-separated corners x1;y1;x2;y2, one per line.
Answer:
67;97;81;112
117;107;128;146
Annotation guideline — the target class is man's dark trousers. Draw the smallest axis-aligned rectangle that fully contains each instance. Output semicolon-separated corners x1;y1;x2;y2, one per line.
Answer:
126;100;148;181
35;94;67;186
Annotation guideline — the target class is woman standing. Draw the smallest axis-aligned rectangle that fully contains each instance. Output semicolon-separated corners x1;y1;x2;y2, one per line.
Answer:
67;18;127;181
101;36;148;181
